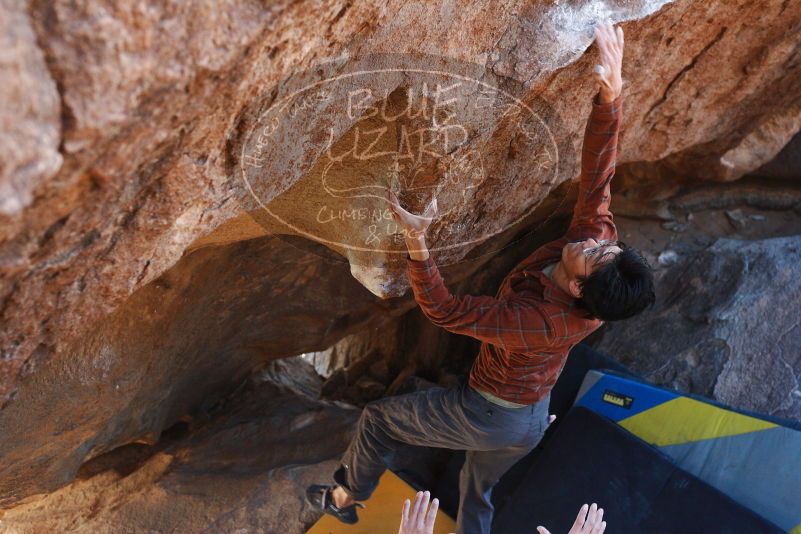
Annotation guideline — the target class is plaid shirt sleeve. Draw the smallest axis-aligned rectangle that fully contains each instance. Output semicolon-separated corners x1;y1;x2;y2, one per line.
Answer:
566;93;623;242
406;255;556;351
402;94;623;351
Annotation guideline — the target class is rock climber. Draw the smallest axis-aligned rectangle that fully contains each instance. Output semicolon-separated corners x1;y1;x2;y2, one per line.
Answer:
307;21;654;534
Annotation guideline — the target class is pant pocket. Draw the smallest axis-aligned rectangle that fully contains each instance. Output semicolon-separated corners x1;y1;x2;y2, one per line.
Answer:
527;395;551;445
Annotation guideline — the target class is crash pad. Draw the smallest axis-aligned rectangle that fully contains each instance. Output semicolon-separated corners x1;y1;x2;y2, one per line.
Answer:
306;470;457;534
492;407;782;534
575;370;801;532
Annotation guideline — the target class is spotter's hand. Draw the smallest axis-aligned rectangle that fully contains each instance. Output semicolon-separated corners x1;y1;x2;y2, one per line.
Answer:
398;491;439;534
593;22;624;103
537;503;607;534
385;188;438;239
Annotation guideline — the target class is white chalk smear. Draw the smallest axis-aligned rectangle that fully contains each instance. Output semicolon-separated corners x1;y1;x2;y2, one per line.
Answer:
534;0;674;73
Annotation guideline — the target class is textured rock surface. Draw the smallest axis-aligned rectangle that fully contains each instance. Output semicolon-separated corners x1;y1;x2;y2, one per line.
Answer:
0;0;62;215
594;235;801;419
0;234;411;507
0;358;359;533
2;0;801;507
752;129;801;182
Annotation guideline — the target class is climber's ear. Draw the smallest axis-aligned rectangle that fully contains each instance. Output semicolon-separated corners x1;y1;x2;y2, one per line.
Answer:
568;278;583;299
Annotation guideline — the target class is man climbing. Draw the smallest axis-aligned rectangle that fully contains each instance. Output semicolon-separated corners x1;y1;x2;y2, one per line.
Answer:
307;22;654;534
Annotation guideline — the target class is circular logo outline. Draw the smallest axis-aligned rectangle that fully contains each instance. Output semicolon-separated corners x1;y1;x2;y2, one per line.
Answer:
237;53;570;264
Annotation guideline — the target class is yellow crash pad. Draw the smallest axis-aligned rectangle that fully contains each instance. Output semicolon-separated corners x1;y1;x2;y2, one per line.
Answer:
307;471;456;534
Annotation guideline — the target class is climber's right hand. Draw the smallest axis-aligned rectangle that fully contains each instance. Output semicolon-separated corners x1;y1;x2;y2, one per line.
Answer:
385;188;438;239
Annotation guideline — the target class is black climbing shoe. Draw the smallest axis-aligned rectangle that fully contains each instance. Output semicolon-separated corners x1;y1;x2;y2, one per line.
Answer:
305;484;364;525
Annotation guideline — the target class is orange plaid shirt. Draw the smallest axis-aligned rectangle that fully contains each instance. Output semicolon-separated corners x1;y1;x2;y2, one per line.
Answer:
407;94;622;405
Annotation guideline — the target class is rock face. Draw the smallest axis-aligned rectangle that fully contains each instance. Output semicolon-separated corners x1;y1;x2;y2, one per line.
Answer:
0;358;359;533
594;236;801;420
2;0;801;507
0;234;410;507
0;0;61;215
753;129;801;182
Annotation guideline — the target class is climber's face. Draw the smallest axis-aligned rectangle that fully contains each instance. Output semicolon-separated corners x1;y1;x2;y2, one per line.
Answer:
562;238;624;281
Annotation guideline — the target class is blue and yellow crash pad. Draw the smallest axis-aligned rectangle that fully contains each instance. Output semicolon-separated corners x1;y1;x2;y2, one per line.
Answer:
492;407;783;533
306;470;456;534
575;370;801;533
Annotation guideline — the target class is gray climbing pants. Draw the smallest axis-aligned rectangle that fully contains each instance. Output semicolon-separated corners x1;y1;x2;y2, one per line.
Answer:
333;380;551;534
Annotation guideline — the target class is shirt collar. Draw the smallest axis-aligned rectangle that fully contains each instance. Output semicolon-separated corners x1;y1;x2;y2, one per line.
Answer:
537;268;576;308
539;270;599;322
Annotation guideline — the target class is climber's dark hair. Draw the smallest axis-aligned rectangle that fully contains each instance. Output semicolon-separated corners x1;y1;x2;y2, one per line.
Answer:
577;246;655;321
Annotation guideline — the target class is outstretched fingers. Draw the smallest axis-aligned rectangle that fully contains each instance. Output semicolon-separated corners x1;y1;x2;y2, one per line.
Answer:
540;502;607;534
570;503;590;533
424;496;439;531
593;26;608;62
385;187;400;214
584;503;599;532
387;188;404;209
401;498;411;522
587;504;605;534
592;21;624;101
599;23;616;60
596;22;623;60
607;23;620;56
606;22;624;60
423;198;438;218
384;187;437;222
593;26;613;86
411;491;425;524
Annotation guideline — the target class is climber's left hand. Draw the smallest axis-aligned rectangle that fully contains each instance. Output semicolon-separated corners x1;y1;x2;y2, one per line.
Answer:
593;22;624;103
